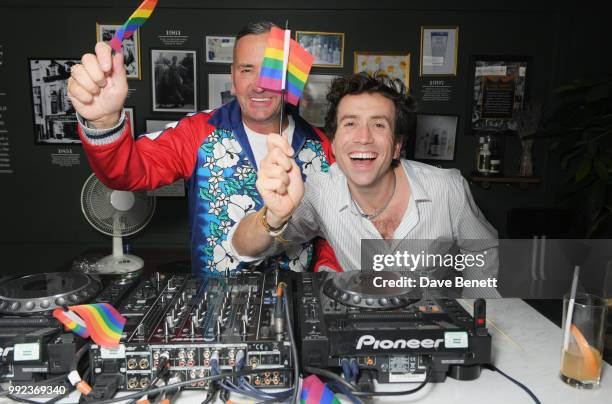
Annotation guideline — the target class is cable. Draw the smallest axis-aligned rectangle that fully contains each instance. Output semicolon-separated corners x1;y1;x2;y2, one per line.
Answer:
282;284;300;404
351;366;431;397
92;369;273;404
303;366;355;392
484;364;541;404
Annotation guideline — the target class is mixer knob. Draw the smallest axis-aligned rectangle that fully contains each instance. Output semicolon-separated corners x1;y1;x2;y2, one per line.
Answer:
203;292;208;301
379;298;389;307
365;298;374;306
341;293;349;301
241;320;248;336
192;314;200;327
351;295;361;304
166;314;174;329
215;318;223;337
190;320;196;337
164;319;170;336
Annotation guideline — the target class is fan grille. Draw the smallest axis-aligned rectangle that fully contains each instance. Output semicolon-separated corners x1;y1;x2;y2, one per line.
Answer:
81;174;156;237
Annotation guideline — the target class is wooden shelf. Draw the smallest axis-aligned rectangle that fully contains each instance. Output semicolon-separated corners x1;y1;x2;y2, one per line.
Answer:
470;175;541;189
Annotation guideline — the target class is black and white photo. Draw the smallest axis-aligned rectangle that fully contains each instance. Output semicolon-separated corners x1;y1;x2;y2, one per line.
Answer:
29;58;80;144
208;74;234;109
96;23;141;79
296;31;344;68
414;114;458;161
298;74;338;128
151;49;197;113
205;36;235;64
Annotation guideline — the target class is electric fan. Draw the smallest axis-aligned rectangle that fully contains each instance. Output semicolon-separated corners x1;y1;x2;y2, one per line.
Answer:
80;173;156;274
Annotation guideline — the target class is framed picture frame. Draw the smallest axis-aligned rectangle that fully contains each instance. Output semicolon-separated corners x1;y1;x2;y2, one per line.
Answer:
125;107;135;137
208;73;235;109
354;52;410;88
414;113;458;161
151;49;197;113
144;119;185;197
205;35;235;64
420;26;459;76
29;58;81;144
469;56;529;132
296;31;344;68
299;74;339;128
96;23;141;79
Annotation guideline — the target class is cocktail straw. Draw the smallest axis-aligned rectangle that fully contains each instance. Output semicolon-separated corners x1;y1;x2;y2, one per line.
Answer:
562;266;580;351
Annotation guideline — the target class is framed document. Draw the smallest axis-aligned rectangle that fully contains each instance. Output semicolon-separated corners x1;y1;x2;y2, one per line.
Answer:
296;31;344;68
420;26;458;76
205;35;235;64
469;56;529;132
96;23;141;79
414;114;458;161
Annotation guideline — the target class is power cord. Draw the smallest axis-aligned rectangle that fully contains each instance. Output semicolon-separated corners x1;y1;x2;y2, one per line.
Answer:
484;364;541;404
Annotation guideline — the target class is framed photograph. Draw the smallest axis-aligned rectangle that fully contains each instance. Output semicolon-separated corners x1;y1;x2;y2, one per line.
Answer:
420;26;458;76
205;35;235;64
469;56;529;132
414;114;458;161
151;49;197;113
144;119;185;197
354;52;410;88
29;58;80;144
208;73;235;109
125;107;135;137
299;74;339;128
296;31;344;68
96;23;141;79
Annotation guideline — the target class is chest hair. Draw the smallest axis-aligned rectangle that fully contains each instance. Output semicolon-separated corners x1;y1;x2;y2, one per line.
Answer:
372;214;402;240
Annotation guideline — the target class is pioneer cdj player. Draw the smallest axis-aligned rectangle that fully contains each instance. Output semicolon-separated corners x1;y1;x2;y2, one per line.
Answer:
296;271;492;383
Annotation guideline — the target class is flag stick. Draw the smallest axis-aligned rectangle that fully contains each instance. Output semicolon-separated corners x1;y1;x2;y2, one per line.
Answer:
279;20;290;137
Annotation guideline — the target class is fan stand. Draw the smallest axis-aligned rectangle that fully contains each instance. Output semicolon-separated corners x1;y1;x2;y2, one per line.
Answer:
96;207;144;274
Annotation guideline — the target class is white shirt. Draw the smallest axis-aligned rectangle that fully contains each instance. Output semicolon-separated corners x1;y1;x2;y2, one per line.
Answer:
243;116;294;169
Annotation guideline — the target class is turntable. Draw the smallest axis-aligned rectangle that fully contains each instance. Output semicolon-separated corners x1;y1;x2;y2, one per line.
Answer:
0;272;101;315
297;271;492;383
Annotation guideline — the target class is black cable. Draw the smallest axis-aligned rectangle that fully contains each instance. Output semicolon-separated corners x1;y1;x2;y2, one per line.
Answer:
351;366;431;397
201;383;218;404
303;366;355;392
282;285;300;404
484;364;541;404
91;368;283;404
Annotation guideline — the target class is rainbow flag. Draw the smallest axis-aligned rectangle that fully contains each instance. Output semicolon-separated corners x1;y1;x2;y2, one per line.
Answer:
300;375;342;404
53;308;89;339
258;26;314;106
109;0;158;53
53;303;126;348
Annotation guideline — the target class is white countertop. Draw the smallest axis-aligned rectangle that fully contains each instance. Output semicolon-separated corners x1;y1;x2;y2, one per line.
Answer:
1;299;609;404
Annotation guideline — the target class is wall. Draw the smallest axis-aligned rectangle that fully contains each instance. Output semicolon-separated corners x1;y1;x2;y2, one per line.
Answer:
0;1;604;272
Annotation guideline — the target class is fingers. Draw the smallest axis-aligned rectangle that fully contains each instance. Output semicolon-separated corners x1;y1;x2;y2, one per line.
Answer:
266;133;294;158
111;51;126;80
67;76;93;104
94;41;113;73
257;178;289;195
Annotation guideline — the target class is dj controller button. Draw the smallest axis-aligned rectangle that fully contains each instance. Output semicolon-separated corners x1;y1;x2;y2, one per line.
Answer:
55;297;65;306
352;296;361;304
24;301;34;310
365;298;374;306
379;298;388;306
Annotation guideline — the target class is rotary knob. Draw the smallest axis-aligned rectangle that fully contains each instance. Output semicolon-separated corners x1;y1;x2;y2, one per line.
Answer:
379;298;389;307
352;295;361;304
25;301;35;311
10;302;20;311
341;293;349;302
365;299;374;306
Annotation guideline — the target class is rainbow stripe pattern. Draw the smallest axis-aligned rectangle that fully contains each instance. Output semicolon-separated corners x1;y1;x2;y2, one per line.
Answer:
300;375;342;404
109;0;158;53
258;26;314;106
53;303;126;348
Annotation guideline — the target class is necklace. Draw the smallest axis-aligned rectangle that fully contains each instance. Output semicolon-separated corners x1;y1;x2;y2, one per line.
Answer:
350;170;397;220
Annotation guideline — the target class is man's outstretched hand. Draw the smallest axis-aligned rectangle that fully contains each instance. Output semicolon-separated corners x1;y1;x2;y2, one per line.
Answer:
256;133;304;227
67;41;128;129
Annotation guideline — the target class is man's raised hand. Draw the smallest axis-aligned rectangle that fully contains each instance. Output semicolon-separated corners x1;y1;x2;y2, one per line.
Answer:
67;42;128;129
256;133;305;227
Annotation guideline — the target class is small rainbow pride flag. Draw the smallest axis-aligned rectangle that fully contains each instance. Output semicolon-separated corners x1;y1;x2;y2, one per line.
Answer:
53;303;126;348
258;26;314;106
109;0;158;53
300;375;342;404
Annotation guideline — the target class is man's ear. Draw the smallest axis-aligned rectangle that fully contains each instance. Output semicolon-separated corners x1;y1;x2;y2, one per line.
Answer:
393;139;403;159
230;65;236;95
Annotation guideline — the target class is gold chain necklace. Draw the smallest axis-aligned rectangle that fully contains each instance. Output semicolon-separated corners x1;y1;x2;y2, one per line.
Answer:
350;170;397;220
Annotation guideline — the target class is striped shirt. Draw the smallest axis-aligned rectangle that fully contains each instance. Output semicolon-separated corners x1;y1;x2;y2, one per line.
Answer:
230;159;500;297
